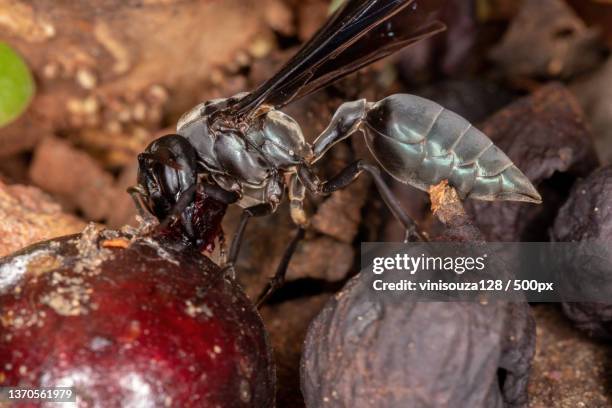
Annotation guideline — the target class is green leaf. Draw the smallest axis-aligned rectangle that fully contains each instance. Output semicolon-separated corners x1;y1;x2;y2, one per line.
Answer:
0;42;35;127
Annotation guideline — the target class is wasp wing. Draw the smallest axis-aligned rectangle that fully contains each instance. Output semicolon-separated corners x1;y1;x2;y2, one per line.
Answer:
232;0;445;116
287;14;445;104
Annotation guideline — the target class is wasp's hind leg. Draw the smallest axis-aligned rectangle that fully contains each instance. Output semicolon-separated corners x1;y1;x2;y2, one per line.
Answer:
357;162;427;242
298;161;425;242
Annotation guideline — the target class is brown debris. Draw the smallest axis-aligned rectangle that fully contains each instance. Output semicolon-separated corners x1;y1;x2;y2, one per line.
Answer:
476;0;521;22
297;1;329;42
529;305;612;408
0;0;282;156
106;164;138;228
0;0;55;43
100;237;130;249
232;205;355;303
284;236;354;282
0;114;52;158
262;0;294;36
29;137;118;221
567;0;612;48
0;179;84;257
311;176;369;244
571;57;612;165
489;0;604;79
429;183;485;243
260;294;330;407
429;180;462;223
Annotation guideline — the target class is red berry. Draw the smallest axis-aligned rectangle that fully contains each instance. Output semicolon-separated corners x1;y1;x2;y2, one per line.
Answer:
0;228;275;407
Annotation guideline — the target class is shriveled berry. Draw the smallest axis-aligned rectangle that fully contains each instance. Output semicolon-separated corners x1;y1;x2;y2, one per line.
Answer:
301;272;535;408
551;165;612;339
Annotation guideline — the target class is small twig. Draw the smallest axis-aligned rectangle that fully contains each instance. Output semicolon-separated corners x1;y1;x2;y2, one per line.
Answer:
428;180;485;242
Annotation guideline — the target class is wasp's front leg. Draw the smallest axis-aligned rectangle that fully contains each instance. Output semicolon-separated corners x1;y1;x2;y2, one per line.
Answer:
127;185;155;219
222;202;277;280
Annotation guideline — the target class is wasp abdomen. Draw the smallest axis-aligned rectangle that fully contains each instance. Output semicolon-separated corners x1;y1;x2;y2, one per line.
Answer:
363;94;541;203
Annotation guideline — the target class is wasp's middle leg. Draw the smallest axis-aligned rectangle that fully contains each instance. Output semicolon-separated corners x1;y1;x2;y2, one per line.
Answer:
298;161;425;242
256;173;309;306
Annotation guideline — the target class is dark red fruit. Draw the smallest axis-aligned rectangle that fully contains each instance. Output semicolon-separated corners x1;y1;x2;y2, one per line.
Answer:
0;228;275;407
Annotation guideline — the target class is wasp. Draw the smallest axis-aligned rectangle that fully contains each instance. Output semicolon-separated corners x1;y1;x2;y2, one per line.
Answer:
129;0;541;305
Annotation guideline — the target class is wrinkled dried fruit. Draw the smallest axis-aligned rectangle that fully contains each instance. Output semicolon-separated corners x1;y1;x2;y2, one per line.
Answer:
571;57;612;165
566;0;612;48
465;84;598;241
551;165;612;339
417;79;516;123
0;228;275;407
489;0;605;79
301;271;535;408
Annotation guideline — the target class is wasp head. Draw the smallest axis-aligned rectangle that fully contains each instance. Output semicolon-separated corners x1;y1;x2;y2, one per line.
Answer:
129;134;227;251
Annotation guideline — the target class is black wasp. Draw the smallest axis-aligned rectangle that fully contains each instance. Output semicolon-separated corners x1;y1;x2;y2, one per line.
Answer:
129;0;541;305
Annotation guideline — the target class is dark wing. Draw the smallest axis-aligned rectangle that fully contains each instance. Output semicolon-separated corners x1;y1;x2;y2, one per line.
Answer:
231;0;446;116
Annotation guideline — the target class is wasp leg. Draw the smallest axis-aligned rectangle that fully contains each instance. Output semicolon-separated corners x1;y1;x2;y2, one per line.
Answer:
253;175;309;306
127;185;152;218
227;196;304;300
289;173;309;227
298;161;425;242
157;183;198;232
224;171;284;280
222;202;277;279
358;162;427;242
256;227;306;308
201;182;240;205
